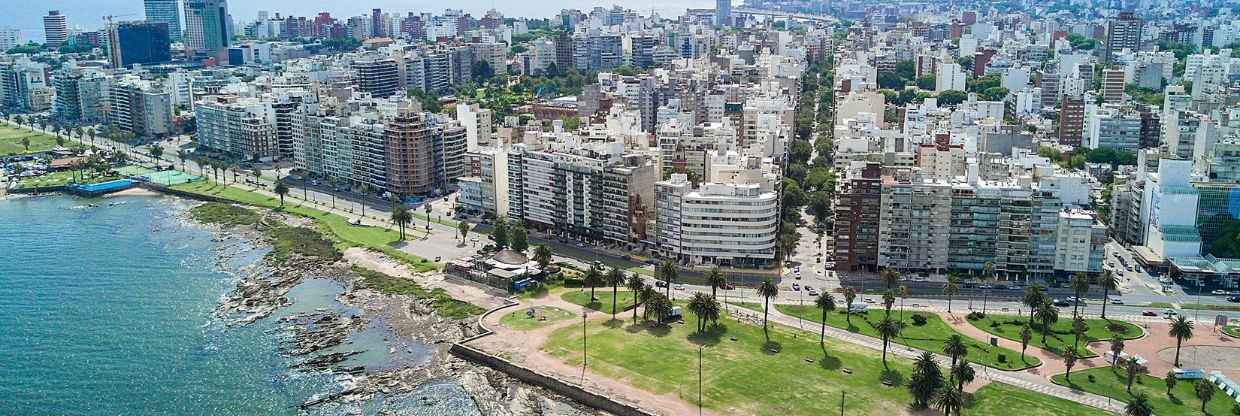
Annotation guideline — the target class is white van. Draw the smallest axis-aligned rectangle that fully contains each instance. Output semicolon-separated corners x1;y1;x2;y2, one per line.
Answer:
848;303;869;314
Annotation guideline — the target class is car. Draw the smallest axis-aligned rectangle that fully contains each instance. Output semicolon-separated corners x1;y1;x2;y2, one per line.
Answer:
1052;298;1071;307
791;283;801;291
807;289;819;297
433;256;441;262
720;283;735;290
1228;296;1240;303
655;280;667;288
805;285;814;292
1212;290;1229;296
1142;310;1158;316
1163;309;1178;318
674;284;686;290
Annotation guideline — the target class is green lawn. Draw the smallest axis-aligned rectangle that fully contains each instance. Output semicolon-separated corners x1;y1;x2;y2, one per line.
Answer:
967;382;1111;416
188;202;260;226
561;289;637;315
771;304;1039;370
16;170;121;189
171;181;437;272
354;267;484;319
1052;367;1235;416
542;311;916;416
0;124;76;156
1223;326;1240;339
499;306;574;330
967;314;1142;357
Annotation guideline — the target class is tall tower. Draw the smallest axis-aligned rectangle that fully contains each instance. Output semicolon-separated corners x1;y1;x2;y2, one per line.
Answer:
42;11;68;48
715;0;731;27
144;0;183;41
184;0;230;59
371;9;383;38
1105;11;1142;63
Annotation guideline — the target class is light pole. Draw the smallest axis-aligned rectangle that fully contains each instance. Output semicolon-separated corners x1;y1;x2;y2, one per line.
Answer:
581;307;588;385
698;346;703;416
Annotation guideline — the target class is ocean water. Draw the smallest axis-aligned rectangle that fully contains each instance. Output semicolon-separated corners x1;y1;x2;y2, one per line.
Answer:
0;195;479;415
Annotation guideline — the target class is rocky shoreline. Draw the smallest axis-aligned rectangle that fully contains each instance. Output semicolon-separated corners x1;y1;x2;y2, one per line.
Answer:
183;201;605;416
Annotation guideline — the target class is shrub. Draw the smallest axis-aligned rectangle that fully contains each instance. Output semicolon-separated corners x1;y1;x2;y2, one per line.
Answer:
1088;374;1096;383
997;354;1007;363
966;311;986;320
910;314;928;326
1107;322;1130;334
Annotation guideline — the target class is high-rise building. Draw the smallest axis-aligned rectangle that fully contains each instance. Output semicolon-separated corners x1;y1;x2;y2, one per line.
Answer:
371;9;383;38
385;103;436;196
656;174;779;267
1105;11;1142;63
1101;68;1125;104
184;0;231;59
715;0;731;27
42;11;68;48
833;162;883;273
1058;97;1084;146
0;28;22;51
107;22;172;68
144;0;183;41
108;77;173;138
354;57;399;98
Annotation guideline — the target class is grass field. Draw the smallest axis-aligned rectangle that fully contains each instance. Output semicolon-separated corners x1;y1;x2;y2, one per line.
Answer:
499;306;575;330
0;125;76;156
771;304;1039;370
1052;367;1235;416
967;382;1111;416
188;202;260;226
967;314;1143;357
354;267;484;319
171;180;438;272
1223;326;1240;339
561;290;637;315
15;171;121;189
542;311;916;416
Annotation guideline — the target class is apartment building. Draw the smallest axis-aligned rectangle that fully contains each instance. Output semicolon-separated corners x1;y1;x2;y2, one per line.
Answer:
833;162;883;273
108;77;173;139
195;95;279;161
384;103;436;196
656;172;779;267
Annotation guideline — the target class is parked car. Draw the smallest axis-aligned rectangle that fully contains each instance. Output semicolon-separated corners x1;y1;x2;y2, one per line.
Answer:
1163;309;1179;319
791;283;801;291
1212;290;1229;295
1052;298;1071;307
655;280;667;288
1109;297;1123;305
1227;296;1240;303
807;289;819;297
1142;310;1158;316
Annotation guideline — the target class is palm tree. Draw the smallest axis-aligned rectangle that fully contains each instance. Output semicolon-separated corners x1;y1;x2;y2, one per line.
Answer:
87;127;95;146
1070;273;1091;319
1124;356;1144;393
358;183;370;217
458;221;472;243
933;386;964;416
1195;379;1215;412
250;168;261;186
875;317;902;368
880;267;900;291
532;244;552;270
1110;335;1126;368
605;267;625;320
1124;392;1152;416
583;264;604;302
326;177;337;208
1169;316;1194;367
898;285;909;320
176;149;188;172
1063;347;1078;382
1035;300;1059;344
843;287;857;329
705;267;726;299
20;137;30;151
1019;325;1033;361
391;205;412;240
658;260;677;300
1023;285;1045;325
1072;316;1088;348
149;144;164;162
943;275;960;313
626;274;644;323
943;335;968;368
274;180;289;207
1164;371;1178;396
909;351;944;409
882;290;895;317
1097;270;1118;319
980;261;995;314
950;360;974;393
688;293;714;333
815;293;836;344
758;278;778;342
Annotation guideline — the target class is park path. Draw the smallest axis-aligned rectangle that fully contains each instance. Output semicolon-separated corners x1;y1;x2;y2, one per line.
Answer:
468;290;715;416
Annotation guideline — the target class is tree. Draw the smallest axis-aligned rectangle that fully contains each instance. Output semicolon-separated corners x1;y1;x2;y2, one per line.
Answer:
20;137;29;151
943;275;960;313
815;293;836;344
148;145;164;161
659;260;678;299
898;285;909;320
458;221;472;243
1124;393;1152;416
492;217;510;249
908;351;944;409
758;278;779;342
1063;347;1078;382
705;267;726;299
273;180;289;207
933;385;964;416
1097;271;1118;319
875;317;903;368
1035;300;1059;343
510;223;529;252
626;274;645;323
605;267;625;320
880;267;900;291
1071;273;1091;319
532;244;552;270
1023;285;1045;325
1124;356;1145;393
937;90;968;106
943;335;968;369
1164;371;1178;396
882;290;896;317
1019;325;1033;361
1169;316;1194;367
1196;379;1215;412
583;264;604;301
391;205;412;240
1072;316;1088;349
950;360;975;393
646;292;672;324
843;288;857;329
688;293;715;333
980;261;995;314
176;149;188;172
1110;336;1126;368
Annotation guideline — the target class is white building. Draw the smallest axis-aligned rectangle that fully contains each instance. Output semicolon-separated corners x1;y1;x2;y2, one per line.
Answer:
656;173;778;267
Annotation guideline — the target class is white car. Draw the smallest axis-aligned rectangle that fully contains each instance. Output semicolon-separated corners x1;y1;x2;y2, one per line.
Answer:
1109;297;1123;305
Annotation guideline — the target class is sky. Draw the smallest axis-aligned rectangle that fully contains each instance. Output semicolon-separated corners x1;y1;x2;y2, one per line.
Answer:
3;0;721;42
